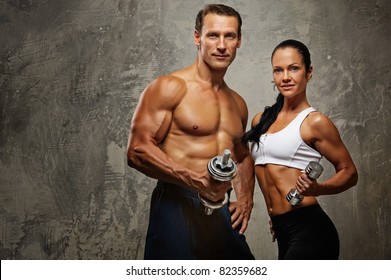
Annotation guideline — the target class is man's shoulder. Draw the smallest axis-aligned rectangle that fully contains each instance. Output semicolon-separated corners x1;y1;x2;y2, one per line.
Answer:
148;74;187;97
227;86;248;108
152;74;186;88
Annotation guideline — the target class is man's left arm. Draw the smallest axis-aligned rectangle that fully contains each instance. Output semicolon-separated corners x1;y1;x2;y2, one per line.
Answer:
230;148;255;234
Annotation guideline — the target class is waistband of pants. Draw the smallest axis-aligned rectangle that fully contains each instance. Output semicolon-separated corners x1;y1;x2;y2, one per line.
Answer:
271;204;323;225
156;180;233;199
156;180;199;198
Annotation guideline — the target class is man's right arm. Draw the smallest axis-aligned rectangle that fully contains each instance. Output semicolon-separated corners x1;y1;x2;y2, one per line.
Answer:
128;76;186;180
127;76;212;194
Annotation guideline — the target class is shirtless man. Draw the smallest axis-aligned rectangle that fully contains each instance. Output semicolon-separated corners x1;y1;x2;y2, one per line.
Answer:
127;4;255;260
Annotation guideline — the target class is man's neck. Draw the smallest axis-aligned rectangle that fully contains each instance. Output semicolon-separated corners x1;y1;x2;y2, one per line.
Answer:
194;58;227;91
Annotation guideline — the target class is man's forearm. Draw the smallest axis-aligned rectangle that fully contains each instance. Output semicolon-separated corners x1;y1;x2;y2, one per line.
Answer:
128;142;199;188
232;154;255;202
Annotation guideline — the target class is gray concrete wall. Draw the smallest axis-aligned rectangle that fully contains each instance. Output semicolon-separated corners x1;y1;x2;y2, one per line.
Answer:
0;0;390;260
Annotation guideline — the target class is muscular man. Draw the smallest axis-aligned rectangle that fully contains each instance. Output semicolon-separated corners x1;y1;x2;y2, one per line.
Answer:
127;4;255;260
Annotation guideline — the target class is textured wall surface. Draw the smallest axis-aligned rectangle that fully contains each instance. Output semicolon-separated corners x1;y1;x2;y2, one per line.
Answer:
0;0;390;260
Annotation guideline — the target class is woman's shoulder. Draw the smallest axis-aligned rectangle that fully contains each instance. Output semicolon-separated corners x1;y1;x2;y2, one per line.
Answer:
305;110;340;140
306;110;334;128
251;112;264;127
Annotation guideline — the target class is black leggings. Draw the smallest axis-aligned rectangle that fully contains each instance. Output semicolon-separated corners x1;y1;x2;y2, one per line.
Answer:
271;204;340;260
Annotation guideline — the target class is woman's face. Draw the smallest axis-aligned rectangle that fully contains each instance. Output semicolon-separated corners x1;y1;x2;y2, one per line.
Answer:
271;47;312;98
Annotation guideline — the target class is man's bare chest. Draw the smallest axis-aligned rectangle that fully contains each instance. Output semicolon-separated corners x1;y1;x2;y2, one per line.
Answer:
171;93;242;136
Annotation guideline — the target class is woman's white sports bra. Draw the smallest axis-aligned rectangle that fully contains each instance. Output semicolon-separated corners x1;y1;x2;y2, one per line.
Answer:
250;107;322;170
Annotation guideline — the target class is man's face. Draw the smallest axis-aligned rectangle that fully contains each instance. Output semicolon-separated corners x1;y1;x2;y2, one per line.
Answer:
194;14;241;71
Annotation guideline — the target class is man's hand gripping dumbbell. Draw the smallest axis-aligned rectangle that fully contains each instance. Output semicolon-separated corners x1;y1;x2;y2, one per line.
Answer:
198;149;237;215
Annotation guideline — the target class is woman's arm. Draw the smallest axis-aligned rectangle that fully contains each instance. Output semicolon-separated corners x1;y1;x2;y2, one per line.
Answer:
298;112;358;196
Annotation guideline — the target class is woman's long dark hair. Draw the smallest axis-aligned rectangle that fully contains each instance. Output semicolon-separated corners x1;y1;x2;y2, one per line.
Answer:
242;39;312;145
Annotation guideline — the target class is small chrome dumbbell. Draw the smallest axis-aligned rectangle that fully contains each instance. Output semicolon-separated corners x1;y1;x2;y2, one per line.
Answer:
199;149;237;215
286;161;323;206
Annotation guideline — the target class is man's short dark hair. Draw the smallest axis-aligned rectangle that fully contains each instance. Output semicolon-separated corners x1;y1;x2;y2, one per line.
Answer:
195;4;242;38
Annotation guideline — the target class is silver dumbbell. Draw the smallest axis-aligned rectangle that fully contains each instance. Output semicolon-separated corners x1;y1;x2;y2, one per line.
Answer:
199;149;237;215
286;161;323;206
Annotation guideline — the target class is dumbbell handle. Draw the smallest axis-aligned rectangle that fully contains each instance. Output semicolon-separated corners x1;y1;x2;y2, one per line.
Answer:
286;161;323;206
220;149;231;168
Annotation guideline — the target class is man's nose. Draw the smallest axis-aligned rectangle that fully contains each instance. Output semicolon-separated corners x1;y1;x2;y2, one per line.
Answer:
217;37;226;52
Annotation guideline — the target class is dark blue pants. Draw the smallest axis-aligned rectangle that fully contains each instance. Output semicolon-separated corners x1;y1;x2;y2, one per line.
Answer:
144;181;255;260
271;204;340;260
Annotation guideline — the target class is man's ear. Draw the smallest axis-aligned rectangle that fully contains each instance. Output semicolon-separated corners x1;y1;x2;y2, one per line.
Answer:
237;36;242;48
194;30;201;48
